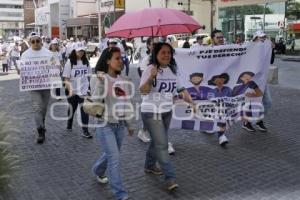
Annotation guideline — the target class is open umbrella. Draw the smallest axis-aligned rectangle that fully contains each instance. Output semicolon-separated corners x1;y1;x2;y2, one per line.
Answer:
106;8;203;38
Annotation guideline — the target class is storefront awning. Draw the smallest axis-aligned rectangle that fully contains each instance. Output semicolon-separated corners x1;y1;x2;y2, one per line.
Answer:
218;0;287;8
289;23;300;31
66;17;98;27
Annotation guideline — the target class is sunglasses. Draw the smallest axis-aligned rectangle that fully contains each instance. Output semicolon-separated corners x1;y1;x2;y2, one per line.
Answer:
31;40;41;44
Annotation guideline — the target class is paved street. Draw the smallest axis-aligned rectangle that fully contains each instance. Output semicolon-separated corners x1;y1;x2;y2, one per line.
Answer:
0;58;300;200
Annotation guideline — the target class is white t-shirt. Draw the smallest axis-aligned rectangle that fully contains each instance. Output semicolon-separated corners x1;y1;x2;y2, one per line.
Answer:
136;43;148;62
107;75;128;117
117;43;126;56
62;60;91;96
98;38;109;52
191;43;202;49
2;55;8;64
21;47;53;60
66;42;75;56
139;54;150;71
43;42;50;50
51;51;63;62
10;46;20;57
140;65;184;113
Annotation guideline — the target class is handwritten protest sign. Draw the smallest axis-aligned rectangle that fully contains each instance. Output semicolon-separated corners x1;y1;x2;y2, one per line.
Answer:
19;57;62;91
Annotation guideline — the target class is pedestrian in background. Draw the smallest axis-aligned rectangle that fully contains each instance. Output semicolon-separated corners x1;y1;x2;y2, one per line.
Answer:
9;42;20;72
2;51;9;73
182;37;190;48
49;38;64;100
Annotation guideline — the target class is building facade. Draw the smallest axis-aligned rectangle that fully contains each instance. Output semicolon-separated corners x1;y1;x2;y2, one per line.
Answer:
217;0;287;42
0;0;24;39
24;0;35;36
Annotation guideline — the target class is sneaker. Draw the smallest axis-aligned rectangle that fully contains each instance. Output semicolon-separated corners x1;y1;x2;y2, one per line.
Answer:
219;134;229;146
256;121;267;132
96;176;108;184
144;166;163;175
121;196;129;200
168;142;175;155
242;122;255;132
202;130;215;135
81;131;93;139
137;129;151;143
166;181;179;191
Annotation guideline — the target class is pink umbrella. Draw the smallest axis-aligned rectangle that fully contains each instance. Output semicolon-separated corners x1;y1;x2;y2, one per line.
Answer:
106;8;203;38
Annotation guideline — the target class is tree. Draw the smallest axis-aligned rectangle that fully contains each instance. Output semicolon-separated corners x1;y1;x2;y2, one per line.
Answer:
286;0;300;20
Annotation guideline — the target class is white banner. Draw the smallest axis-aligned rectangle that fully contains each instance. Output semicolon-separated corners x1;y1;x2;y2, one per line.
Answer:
170;41;272;131
19;57;62;92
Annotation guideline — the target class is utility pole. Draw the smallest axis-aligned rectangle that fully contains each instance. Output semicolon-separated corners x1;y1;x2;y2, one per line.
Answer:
210;0;214;32
202;0;215;33
148;0;151;8
263;3;267;31
98;0;102;40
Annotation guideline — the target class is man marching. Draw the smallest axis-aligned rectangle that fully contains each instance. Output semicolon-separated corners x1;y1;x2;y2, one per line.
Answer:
20;32;56;144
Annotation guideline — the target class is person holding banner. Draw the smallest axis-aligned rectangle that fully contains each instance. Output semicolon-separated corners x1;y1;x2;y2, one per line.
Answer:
63;43;92;138
232;71;263;132
140;42;195;191
20;32;54;144
211;29;225;46
237;30;271;132
92;47;135;200
208;73;232;146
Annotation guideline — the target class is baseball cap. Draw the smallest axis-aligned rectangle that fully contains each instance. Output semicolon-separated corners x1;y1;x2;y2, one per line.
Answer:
73;42;86;52
29;32;41;40
50;38;59;45
253;30;266;40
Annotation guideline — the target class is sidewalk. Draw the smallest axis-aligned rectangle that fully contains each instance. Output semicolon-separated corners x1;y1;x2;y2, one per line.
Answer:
1;67;300;200
276;54;300;62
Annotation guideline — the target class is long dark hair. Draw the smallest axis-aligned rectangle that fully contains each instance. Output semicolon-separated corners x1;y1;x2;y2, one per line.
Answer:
146;37;153;55
121;40;129;51
95;47;121;73
49;44;59;52
149;42;177;75
69;49;89;67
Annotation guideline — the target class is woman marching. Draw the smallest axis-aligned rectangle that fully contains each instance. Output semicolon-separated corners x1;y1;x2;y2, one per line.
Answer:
62;43;92;138
139;42;195;191
49;38;64;100
92;47;135;200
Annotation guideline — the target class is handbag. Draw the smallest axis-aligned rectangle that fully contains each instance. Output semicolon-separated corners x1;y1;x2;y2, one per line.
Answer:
83;96;105;118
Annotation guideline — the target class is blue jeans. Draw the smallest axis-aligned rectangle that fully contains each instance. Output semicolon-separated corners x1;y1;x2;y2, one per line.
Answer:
122;56;129;76
92;122;128;200
142;111;176;181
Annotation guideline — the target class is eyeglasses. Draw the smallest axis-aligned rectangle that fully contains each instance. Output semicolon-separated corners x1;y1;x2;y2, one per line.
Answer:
31;40;41;44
